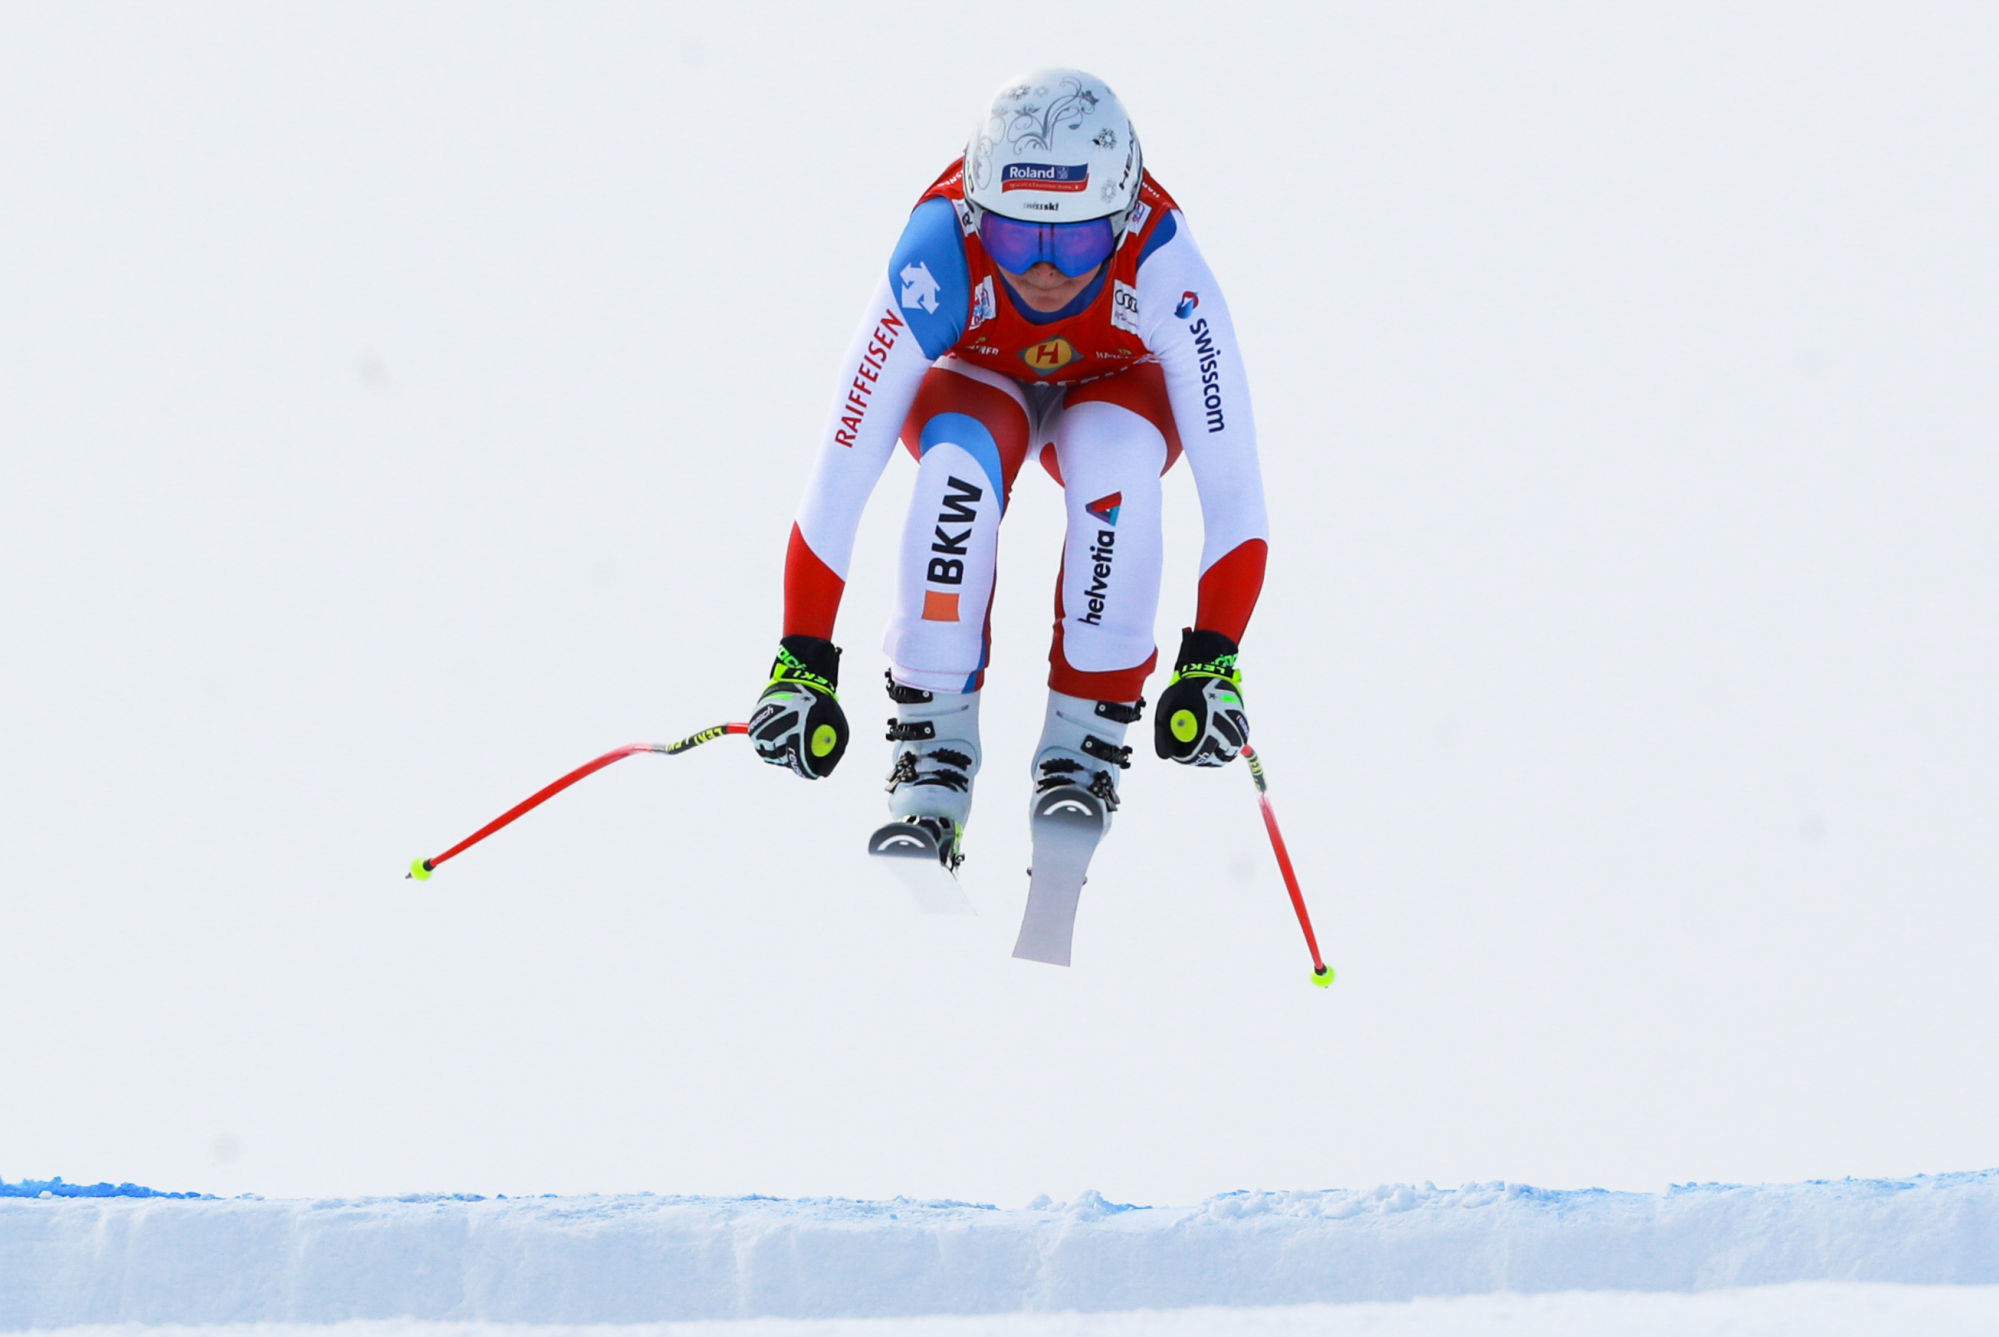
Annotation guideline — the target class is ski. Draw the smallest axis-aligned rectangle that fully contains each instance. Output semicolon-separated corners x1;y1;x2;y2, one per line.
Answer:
1011;785;1108;966
867;817;975;916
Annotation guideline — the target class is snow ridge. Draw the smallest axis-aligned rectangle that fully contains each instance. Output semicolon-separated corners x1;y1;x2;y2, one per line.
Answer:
2;1172;1994;1327
0;1178;204;1201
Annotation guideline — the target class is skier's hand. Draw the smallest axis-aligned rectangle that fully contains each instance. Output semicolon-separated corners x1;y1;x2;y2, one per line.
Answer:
1154;628;1248;768
749;635;850;779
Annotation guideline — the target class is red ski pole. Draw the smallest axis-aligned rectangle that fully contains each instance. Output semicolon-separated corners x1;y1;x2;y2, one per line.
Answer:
1241;743;1334;987
408;722;748;880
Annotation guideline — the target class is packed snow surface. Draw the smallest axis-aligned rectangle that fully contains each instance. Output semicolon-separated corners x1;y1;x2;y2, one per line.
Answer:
4;1172;1996;1329
15;1287;1999;1336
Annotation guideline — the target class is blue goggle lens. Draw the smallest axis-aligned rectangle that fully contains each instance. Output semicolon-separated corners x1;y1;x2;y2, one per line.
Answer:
977;213;1117;278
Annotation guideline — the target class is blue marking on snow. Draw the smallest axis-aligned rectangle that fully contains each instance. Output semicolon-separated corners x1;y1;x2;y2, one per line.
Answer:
1;1176;205;1199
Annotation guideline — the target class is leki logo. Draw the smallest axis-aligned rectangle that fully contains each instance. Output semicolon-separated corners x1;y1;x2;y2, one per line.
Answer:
1085;492;1122;526
1002;162;1090;193
1020;337;1078;374
1175;291;1200;319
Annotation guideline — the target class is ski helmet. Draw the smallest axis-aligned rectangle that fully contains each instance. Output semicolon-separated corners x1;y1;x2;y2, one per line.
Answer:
965;69;1143;230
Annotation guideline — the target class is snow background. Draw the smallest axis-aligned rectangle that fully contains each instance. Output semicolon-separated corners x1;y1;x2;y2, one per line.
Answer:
3;0;1996;1219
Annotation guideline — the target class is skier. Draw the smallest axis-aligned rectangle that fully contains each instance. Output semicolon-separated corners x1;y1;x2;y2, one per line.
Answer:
748;69;1267;964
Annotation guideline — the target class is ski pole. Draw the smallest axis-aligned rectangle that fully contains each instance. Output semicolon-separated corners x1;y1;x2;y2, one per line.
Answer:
1240;743;1334;987
407;722;748;880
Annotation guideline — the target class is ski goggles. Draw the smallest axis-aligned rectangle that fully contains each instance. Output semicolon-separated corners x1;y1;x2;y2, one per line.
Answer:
976;211;1118;278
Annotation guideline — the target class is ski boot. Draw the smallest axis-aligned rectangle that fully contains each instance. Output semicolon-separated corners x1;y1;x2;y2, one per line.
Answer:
866;673;981;914
1013;690;1141;965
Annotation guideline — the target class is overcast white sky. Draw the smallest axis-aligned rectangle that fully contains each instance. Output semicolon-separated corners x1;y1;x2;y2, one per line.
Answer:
2;2;1995;1206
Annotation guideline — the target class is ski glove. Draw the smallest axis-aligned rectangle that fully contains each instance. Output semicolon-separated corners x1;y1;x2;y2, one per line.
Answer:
1154;628;1249;767
750;635;850;779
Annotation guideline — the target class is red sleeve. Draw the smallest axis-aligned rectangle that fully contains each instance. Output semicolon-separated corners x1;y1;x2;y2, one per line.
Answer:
782;523;847;641
1194;538;1267;644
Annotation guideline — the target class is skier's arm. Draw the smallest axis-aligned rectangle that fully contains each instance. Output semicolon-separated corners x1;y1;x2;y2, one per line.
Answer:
756;201;971;779
1134;215;1269;643
784;198;972;640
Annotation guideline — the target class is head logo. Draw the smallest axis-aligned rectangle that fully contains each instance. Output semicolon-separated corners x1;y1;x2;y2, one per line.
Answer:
1020;337;1078;375
1175;291;1200;319
1002;162;1090;193
1085;492;1123;526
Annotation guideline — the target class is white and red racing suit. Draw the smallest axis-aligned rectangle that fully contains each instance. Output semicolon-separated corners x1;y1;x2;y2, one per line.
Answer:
782;159;1268;701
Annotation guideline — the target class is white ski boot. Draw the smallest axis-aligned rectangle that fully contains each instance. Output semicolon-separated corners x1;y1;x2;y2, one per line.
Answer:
1013;690;1141;965
866;674;981;914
